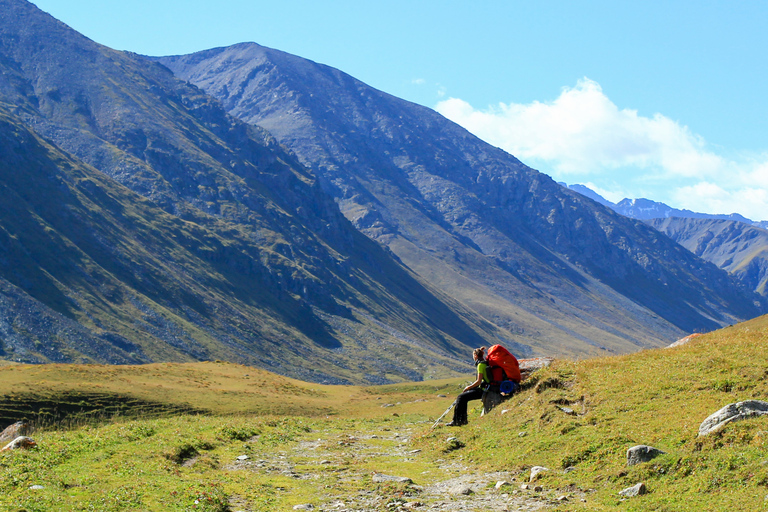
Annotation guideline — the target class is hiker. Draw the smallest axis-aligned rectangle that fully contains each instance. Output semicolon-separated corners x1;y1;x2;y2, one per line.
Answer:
446;347;489;426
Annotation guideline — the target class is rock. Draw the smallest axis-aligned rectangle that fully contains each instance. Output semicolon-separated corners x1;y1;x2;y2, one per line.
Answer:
29;485;44;490
556;495;569;501
563;466;576;473
558;406;576;415
236;455;249;460
293;505;314;511
698;400;768;436
533;485;543;492
0;421;33;443
482;389;506;415
520;484;530;490
372;473;413;484
529;466;549;481
495;481;511;489
450;485;473;495
1;436;36;452
444;437;465;451
619;482;647;497
626;445;665;466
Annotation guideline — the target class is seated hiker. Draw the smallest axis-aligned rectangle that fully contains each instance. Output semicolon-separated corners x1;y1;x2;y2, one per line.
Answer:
446;347;489;427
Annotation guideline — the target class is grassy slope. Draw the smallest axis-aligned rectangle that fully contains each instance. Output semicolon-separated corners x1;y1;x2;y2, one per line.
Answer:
1;316;767;511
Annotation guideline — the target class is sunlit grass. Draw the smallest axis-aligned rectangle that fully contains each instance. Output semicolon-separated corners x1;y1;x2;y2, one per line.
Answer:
1;316;767;510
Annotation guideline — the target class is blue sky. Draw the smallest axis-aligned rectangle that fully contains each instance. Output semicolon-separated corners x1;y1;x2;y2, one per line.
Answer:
32;0;768;221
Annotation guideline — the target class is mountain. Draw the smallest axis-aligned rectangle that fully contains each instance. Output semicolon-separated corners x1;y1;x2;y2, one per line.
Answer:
567;184;764;226
567;185;768;295
0;0;507;383
648;218;768;296
157;42;765;356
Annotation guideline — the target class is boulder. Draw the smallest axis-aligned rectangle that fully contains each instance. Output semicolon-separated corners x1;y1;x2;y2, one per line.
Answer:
626;445;665;466
0;421;33;443
481;389;506;415
699;400;768;436
1;436;36;452
619;482;647;497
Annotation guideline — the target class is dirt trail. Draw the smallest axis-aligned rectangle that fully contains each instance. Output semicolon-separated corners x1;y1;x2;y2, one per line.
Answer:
221;419;567;512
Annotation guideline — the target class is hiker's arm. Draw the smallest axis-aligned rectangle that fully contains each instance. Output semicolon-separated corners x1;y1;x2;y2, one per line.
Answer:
463;373;483;392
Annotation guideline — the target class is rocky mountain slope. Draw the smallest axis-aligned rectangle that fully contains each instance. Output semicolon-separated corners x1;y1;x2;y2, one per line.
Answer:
648;217;768;296
0;0;507;383
158;43;765;356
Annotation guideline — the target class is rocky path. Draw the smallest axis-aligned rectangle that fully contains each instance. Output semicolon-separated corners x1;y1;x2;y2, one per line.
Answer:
221;419;571;512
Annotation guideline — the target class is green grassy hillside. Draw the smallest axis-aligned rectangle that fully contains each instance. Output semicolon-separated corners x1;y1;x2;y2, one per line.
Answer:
1;317;766;511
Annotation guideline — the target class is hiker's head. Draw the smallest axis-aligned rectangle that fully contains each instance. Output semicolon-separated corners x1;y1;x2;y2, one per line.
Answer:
473;347;486;362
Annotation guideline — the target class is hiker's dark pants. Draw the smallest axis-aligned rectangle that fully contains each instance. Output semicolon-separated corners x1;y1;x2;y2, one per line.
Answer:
452;387;484;424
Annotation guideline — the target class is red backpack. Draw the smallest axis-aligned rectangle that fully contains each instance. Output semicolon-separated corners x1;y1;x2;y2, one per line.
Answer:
485;344;521;384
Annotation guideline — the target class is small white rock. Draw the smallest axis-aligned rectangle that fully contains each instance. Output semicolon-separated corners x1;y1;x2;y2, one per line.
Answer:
29;485;44;490
530;466;549;482
236;455;249;460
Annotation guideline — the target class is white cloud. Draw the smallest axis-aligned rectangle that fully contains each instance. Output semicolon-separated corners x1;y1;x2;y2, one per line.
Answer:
411;78;426;85
435;78;724;177
672;182;768;221
435;78;768;221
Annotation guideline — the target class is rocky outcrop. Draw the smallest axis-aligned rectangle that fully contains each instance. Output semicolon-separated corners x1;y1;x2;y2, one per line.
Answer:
699;400;768;436
626;445;665;466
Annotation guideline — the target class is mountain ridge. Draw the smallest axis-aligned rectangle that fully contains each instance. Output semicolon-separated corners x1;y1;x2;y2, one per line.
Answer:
158;42;765;354
0;0;509;383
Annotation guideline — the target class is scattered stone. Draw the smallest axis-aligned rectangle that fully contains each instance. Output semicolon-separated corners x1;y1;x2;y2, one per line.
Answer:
520;484;530;490
627;445;665;466
619;482;647;498
437;394;447;398
293;505;314;511
533;485;543;492
320;460;332;464
410;449;421;454
382;404;395;408
372;473;413;484
1;436;36;452
236;455;249;461
529;466;549;481
392;413;400;417
563;466;576;473
556;495;569;501
444;437;465;451
495;481;511;489
0;421;33;443
518;432;527;437
29;485;44;490
699;400;768;436
501;409;510;415
450;485;473;496
403;502;421;508
558;406;576;415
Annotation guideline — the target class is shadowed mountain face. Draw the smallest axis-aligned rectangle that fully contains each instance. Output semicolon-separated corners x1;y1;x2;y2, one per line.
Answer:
158;43;766;355
0;0;506;383
648;218;768;296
